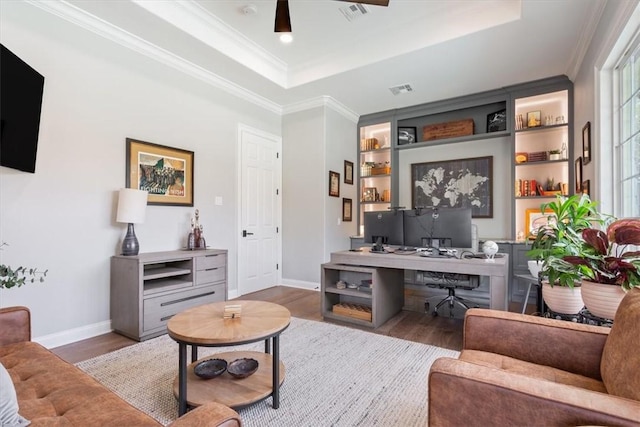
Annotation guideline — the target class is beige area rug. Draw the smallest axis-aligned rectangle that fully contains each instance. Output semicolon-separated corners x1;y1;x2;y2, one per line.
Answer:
76;317;459;426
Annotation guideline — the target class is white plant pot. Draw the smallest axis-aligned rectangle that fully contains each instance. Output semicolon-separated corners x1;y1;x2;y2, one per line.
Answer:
542;281;584;314
527;260;543;278
581;279;626;320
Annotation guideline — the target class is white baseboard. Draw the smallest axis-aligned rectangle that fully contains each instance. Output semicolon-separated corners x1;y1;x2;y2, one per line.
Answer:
280;279;320;291
33;283;317;348
34;320;113;349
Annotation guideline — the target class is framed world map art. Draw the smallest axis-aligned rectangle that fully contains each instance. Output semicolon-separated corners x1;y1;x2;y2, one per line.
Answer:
411;156;493;218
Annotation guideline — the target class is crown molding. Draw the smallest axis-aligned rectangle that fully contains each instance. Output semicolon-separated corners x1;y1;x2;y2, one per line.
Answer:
283;96;359;123
566;0;607;80
25;0;283;115
132;0;289;88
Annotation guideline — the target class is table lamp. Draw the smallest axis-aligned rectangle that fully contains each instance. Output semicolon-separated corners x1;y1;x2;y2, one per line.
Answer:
116;188;148;256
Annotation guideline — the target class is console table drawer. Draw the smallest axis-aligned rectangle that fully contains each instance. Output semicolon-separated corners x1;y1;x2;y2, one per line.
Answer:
195;267;225;285
143;284;224;331
196;254;226;271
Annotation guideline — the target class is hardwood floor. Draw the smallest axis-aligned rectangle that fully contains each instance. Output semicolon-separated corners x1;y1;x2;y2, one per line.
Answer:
54;285;529;363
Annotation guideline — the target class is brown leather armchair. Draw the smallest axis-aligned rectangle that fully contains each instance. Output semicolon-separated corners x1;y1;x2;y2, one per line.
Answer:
428;288;640;426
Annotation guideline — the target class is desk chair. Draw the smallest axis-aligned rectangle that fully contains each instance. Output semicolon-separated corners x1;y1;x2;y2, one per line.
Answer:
424;272;481;317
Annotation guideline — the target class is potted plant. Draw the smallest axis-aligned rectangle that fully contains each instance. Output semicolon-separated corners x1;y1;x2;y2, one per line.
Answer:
526;194;602;314
549;149;562;161
0;243;48;289
563;218;640;319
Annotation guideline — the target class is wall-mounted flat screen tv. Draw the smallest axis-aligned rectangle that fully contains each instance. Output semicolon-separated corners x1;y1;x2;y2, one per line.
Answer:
1;44;45;173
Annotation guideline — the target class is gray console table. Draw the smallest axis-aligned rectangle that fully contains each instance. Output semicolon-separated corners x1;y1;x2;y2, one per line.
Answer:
323;248;509;327
111;249;227;341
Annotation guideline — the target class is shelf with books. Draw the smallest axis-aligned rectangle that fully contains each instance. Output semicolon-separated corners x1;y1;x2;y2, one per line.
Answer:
513;86;572;238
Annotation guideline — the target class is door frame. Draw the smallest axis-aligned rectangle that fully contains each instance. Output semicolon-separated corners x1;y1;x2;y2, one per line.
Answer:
235;123;282;297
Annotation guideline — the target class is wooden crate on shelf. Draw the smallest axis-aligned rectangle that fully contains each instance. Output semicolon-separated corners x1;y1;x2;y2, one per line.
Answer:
371;166;390;175
332;303;372;322
423;119;474;141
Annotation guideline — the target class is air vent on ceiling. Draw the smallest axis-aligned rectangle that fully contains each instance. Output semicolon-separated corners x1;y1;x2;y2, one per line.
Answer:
339;3;370;22
389;84;414;96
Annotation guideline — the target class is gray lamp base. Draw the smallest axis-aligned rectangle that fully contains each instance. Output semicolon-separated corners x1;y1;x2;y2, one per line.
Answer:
122;223;139;256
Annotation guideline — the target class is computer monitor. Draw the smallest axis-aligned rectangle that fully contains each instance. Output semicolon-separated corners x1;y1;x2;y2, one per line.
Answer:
363;210;404;246
403;207;472;249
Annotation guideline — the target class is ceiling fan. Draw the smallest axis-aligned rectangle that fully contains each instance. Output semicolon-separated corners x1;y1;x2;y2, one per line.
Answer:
275;0;390;33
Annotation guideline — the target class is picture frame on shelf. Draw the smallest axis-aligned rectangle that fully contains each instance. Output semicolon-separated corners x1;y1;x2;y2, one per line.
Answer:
363;187;377;202
398;127;417;145
411;156;493;218
125;138;194;206
526;111;541;128
342;198;352;222
329;171;340;197
575;157;582;193
582;122;591;165
525;208;555;238
344;160;354;185
582;179;591;197
486;109;507;133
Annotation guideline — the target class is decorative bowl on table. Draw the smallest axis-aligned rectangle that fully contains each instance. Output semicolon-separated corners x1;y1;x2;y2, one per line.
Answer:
194;358;227;379
228;358;259;379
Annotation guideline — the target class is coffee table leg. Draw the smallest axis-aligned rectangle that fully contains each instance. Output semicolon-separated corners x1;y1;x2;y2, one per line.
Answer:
191;344;198;363
265;338;271;354
178;342;187;416
272;335;279;409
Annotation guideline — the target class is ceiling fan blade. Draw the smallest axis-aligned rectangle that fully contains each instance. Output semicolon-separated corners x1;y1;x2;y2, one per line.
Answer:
336;0;390;6
275;0;292;33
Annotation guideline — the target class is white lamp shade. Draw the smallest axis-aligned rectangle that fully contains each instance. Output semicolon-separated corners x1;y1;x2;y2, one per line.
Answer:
116;188;148;224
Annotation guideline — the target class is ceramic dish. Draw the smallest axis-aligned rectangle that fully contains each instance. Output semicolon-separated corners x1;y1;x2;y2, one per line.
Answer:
194;358;227;379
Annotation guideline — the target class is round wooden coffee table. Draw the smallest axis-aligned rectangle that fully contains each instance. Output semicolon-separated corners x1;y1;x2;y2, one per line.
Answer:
167;300;291;415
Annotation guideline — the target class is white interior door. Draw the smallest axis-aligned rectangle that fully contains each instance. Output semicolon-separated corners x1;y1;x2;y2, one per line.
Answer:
238;125;281;295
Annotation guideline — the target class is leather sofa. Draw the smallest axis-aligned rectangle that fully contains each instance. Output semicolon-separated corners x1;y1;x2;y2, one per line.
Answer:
0;306;242;426
428;287;640;426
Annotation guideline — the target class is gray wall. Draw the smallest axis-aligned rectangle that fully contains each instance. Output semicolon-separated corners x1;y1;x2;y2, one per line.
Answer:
0;2;281;340
282;108;325;286
324;108;358;259
281;107;357;286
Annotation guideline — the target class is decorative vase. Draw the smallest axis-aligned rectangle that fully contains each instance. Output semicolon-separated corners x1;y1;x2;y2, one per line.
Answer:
581;279;626;320
541;281;584;314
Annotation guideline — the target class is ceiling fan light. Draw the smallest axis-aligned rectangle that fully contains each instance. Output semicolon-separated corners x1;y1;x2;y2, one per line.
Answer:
279;33;293;43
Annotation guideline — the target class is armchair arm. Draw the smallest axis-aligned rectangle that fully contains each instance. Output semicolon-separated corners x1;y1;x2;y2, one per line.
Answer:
0;306;31;347
168;402;241;427
463;308;609;380
428;357;640;427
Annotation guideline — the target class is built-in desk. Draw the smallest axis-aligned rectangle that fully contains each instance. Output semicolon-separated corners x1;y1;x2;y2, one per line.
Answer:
323;249;509;327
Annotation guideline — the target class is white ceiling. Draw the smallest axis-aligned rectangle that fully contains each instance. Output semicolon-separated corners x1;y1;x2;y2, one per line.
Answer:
45;0;604;117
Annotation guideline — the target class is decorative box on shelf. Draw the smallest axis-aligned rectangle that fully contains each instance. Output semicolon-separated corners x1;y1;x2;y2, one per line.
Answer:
371;166;390;175
423;118;474;141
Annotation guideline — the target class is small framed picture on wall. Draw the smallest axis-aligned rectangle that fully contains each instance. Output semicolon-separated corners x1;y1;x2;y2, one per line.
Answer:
342;198;352;222
582;179;591;197
329;171;340;197
582;122;591;165
344;160;354;185
575;157;582;193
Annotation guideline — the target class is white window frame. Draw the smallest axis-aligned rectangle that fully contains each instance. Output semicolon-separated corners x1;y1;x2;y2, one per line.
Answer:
614;36;640;216
598;4;640;218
